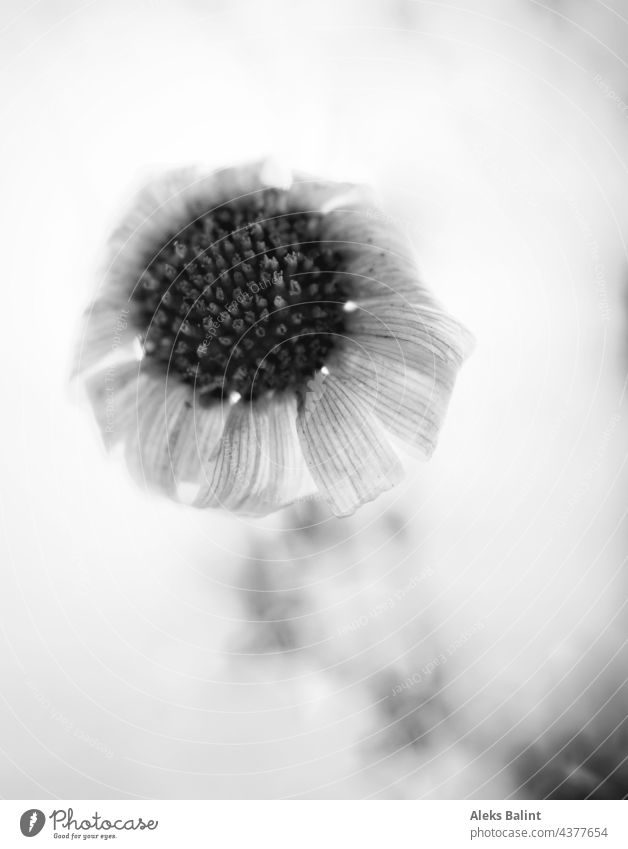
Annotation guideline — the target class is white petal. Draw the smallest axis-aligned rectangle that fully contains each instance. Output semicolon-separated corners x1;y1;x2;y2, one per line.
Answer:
174;399;226;487
329;344;444;457
104;168;207;294
194;394;306;515
82;362;227;500
75;163;271;380
287;174;368;214
124;377;197;495
333;303;472;455
296;374;403;517
347;301;474;366
321;204;425;303
72;297;137;378
204;160;269;206
83;361;143;449
111;162;269;253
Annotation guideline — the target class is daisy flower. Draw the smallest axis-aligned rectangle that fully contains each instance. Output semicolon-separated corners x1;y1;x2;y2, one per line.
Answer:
74;161;472;517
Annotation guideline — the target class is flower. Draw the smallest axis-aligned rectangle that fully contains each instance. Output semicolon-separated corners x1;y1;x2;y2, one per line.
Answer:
73;161;472;517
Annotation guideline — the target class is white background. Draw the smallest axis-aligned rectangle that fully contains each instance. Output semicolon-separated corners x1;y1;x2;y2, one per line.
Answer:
1;0;627;800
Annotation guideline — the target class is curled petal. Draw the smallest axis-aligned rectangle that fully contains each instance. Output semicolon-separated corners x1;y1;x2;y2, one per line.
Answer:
296;374;403;517
83;363;225;499
174;399;225;487
334;302;472;455
330;344;443;457
287;173;369;214
110;162;269;252
74;162;274;380
204;160;271;206
107;160;292;280
74;163;472;518
347;301;473;368
194;394;307;515
321;204;427;303
83;360;143;449
124;377;196;495
72;297;136;379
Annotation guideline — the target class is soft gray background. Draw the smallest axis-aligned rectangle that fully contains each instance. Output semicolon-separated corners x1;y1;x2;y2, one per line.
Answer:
1;0;627;798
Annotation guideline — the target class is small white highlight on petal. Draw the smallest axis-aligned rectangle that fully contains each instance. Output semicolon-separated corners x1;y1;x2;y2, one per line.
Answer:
132;336;144;361
321;366;330;376
343;300;358;313
229;391;242;405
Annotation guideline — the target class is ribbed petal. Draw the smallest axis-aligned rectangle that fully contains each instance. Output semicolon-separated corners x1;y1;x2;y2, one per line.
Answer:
194;394;306;515
72;295;137;379
333;302;472;455
76;166;471;518
295;374;403;517
124;377;197;495
321;204;427;303
347;302;473;368
83;360;144;450
329;344;444;457
174;399;225;487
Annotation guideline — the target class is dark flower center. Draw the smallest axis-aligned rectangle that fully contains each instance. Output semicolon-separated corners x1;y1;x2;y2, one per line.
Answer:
131;188;347;402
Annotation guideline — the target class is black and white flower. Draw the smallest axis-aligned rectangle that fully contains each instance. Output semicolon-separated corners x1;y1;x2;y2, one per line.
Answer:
74;162;472;516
